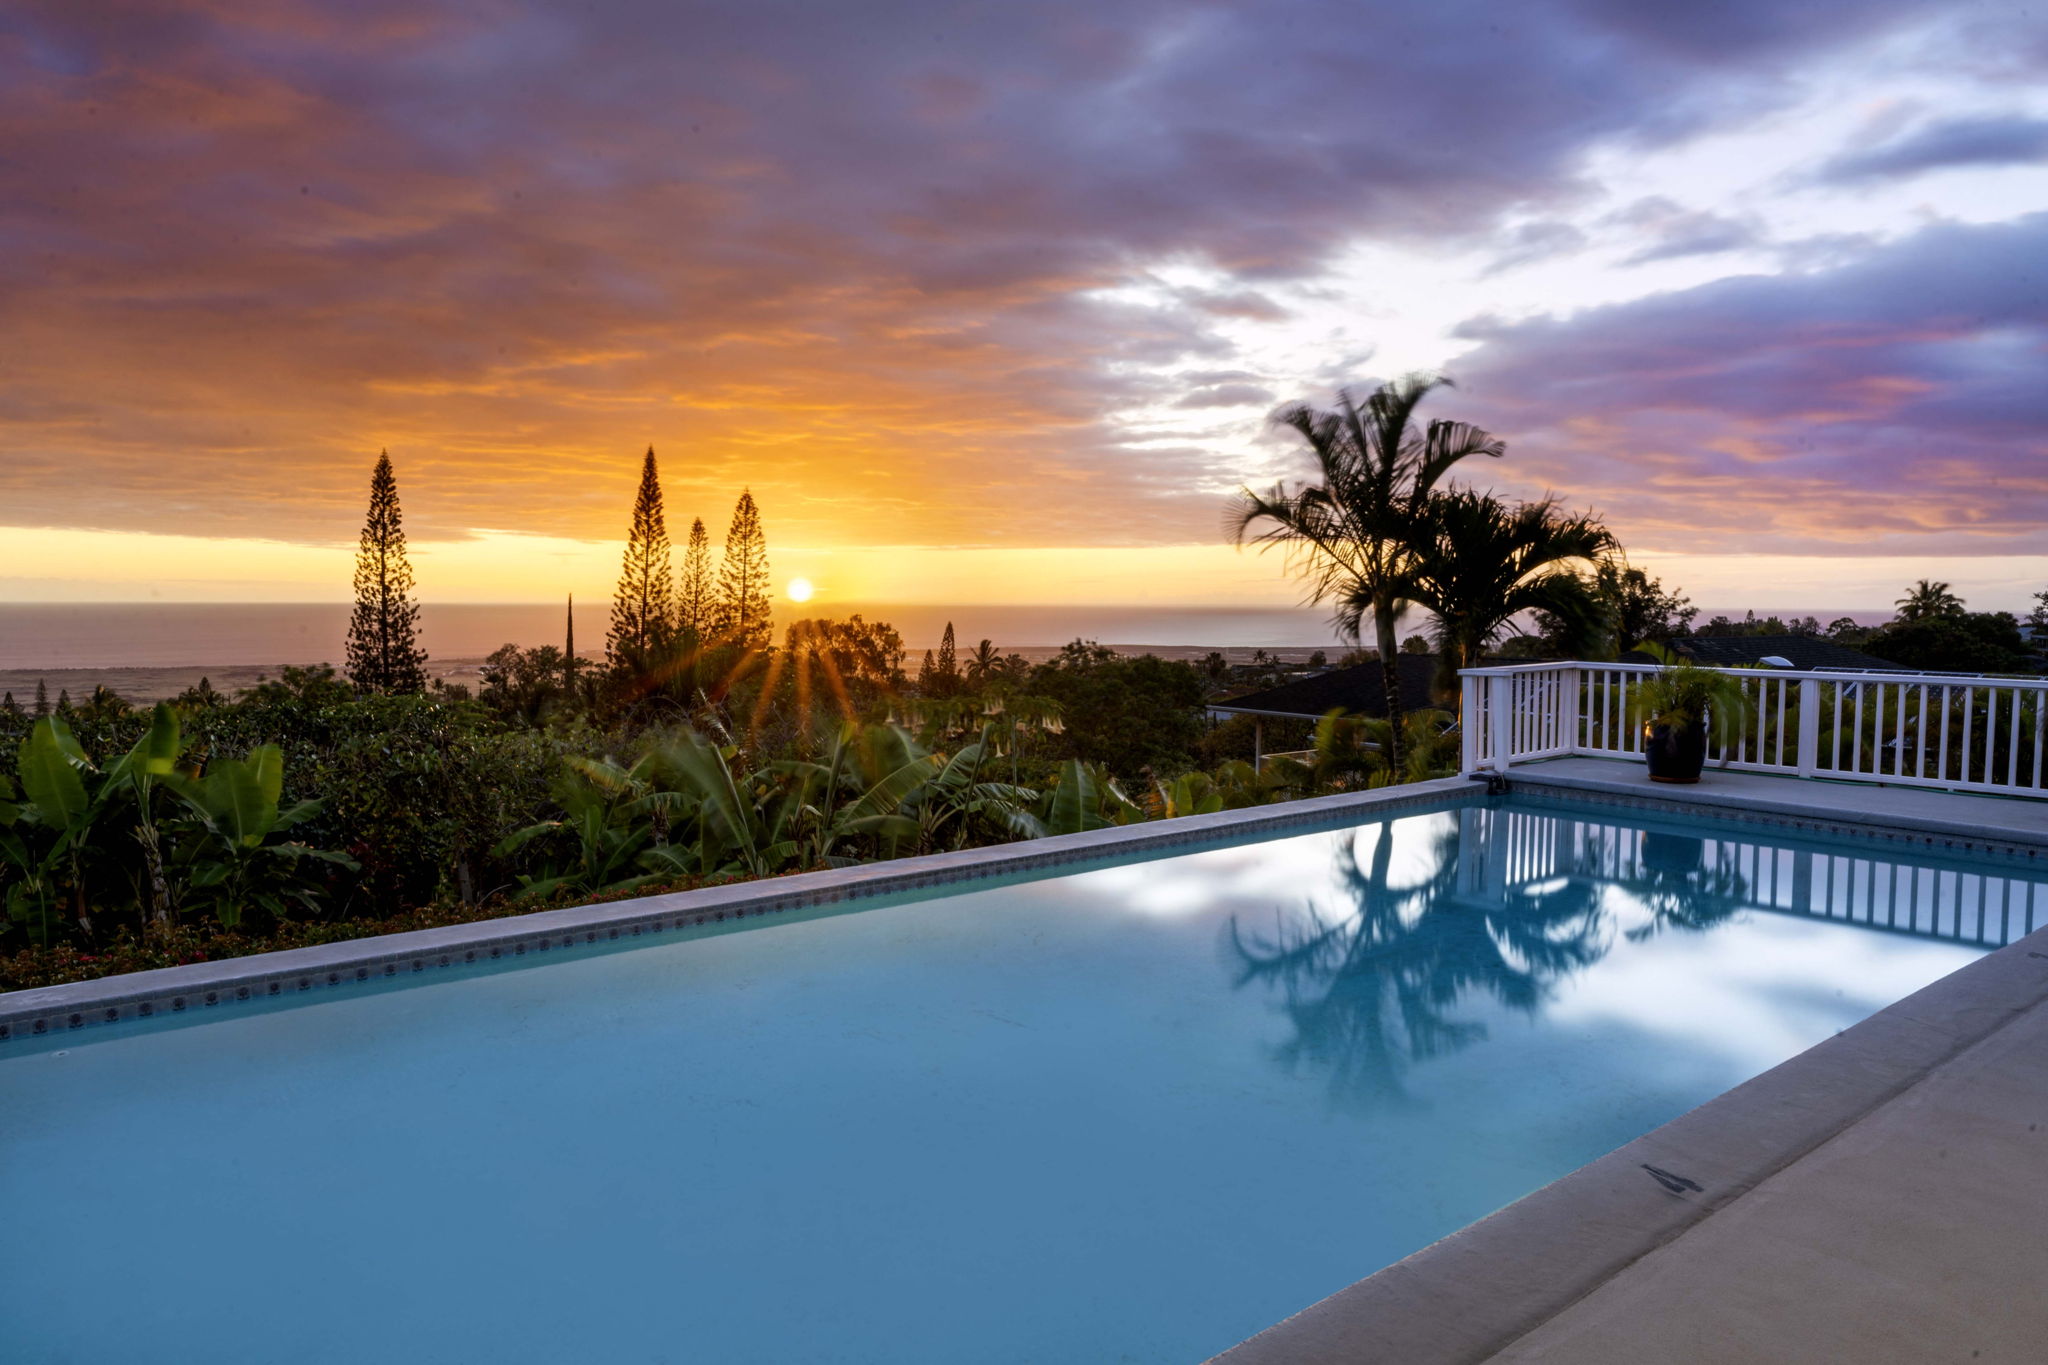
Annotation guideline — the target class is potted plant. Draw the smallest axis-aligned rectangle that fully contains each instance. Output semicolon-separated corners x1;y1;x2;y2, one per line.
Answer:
1629;650;1753;784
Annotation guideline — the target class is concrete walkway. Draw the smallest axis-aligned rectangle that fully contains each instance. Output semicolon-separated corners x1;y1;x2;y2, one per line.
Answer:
1486;981;2048;1364
1213;767;2048;1365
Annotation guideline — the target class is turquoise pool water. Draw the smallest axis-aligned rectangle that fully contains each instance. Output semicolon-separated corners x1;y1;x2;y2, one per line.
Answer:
4;795;2038;1364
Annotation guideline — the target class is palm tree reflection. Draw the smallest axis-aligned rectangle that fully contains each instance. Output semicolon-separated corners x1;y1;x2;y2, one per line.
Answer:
1226;813;1610;1108
1625;832;1750;940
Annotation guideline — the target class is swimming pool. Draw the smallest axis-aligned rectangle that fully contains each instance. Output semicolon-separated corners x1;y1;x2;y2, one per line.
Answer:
4;792;2040;1364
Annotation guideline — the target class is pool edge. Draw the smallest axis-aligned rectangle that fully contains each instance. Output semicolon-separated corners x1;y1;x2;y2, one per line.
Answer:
1;775;1481;1042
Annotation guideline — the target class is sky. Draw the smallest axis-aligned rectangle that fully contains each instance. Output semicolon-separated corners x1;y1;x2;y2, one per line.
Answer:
2;0;2046;614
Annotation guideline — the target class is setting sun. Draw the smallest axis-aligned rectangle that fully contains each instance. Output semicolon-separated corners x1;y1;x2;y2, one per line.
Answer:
786;577;814;603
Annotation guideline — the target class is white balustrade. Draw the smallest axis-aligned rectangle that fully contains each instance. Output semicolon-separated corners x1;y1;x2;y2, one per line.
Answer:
1458;662;2048;799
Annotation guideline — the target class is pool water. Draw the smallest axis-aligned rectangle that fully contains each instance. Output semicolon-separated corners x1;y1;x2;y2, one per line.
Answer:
4;796;2038;1364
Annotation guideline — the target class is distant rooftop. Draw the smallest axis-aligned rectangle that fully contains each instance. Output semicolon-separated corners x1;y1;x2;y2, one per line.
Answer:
1653;634;1898;672
1210;653;1453;720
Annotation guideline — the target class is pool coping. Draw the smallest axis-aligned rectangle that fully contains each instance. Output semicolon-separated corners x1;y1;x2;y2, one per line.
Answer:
1208;775;2048;1365
0;774;1480;1042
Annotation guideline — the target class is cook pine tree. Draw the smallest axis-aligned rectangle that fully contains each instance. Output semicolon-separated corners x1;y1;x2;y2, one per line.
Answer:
714;489;773;651
607;447;675;675
676;516;714;641
345;449;428;694
934;621;960;695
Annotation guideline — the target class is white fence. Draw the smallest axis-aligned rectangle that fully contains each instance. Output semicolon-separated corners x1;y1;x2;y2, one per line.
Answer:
1460;661;2048;799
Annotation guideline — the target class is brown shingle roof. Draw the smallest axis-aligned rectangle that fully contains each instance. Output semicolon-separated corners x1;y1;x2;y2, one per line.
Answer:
1209;653;1449;719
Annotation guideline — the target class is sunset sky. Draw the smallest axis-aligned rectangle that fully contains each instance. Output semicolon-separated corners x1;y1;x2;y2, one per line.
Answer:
3;0;2045;613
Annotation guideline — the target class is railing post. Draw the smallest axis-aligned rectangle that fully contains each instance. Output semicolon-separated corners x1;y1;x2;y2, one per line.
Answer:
1561;666;1582;756
1488;673;1512;774
1460;674;1480;775
1797;677;1820;777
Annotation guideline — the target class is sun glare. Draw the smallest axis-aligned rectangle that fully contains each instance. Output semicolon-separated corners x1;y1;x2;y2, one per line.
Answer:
786;577;814;603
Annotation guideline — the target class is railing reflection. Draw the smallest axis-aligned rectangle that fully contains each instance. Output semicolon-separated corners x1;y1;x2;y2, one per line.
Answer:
1227;806;2046;1107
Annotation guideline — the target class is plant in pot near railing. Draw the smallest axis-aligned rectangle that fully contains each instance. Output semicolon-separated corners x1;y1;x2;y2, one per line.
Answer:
1629;648;1755;784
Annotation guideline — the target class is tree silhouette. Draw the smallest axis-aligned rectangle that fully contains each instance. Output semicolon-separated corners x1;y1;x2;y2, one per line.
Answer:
607;447;674;673
1404;489;1613;694
965;638;1002;686
34;679;49;718
1895;578;1964;622
564;593;579;692
935;621;960;695
1231;374;1504;771
345;449;428;694
677;516;714;640
714;488;772;650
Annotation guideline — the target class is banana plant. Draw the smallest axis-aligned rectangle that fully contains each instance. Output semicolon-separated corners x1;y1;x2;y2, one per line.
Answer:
103;702;182;926
658;725;939;877
1033;759;1141;836
1155;771;1224;819
165;745;357;928
655;734;808;879
1;716;101;941
904;723;1043;852
493;752;687;901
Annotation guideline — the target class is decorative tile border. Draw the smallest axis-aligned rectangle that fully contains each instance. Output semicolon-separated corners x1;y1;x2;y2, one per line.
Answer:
0;775;1479;1044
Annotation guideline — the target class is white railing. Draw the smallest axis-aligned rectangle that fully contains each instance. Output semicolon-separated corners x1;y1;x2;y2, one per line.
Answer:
1460;661;2048;799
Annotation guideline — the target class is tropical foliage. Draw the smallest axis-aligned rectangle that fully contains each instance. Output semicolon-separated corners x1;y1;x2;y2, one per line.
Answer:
0;708;357;945
1231;372;1506;768
1403;489;1613;688
0;615;1473;988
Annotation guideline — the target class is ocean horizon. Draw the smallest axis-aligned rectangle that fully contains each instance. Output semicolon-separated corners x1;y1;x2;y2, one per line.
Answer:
0;601;1900;672
0;602;1366;673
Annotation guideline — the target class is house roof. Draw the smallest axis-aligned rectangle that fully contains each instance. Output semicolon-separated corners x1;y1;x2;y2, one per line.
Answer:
1209;653;1450;720
1651;635;1899;672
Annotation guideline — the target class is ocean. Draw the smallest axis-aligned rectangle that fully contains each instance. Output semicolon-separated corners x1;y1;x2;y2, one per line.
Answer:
0;602;1353;701
0;601;1891;704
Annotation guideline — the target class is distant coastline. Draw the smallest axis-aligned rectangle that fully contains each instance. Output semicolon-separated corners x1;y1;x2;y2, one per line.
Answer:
0;602;1351;701
0;600;1900;703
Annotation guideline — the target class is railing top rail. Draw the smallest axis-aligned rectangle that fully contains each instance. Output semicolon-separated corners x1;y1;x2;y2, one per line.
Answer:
1458;661;2048;686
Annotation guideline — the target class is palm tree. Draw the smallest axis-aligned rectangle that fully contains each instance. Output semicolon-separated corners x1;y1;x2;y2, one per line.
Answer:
1404;490;1614;694
964;638;1002;687
1895;579;1964;622
1231;373;1504;770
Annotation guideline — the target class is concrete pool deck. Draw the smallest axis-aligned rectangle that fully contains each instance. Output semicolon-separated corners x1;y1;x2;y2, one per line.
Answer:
1212;760;2048;1365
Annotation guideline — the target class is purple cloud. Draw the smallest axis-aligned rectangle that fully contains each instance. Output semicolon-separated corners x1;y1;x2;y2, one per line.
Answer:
0;0;2014;553
1816;114;2048;183
1450;214;2048;554
1607;197;1767;264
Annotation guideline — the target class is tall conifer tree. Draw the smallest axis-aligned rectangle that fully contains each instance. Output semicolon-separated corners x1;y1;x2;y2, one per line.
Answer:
714;489;772;650
935;621;959;694
607;447;675;671
677;517;714;639
345;449;428;694
564;593;578;691
34;679;49;718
